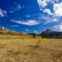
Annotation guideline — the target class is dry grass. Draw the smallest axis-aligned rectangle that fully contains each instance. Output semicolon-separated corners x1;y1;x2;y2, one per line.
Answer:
0;34;62;62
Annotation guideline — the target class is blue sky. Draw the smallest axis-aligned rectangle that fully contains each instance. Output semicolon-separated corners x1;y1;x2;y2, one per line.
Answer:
0;0;62;33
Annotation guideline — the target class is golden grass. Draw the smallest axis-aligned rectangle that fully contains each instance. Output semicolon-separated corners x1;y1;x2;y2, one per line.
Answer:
0;34;62;62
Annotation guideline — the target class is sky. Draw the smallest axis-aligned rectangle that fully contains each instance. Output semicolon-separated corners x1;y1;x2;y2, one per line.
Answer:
0;0;62;33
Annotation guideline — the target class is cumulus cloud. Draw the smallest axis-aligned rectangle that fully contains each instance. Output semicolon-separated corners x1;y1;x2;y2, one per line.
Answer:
0;9;7;17
44;8;53;15
53;2;62;16
37;0;61;16
52;23;62;32
37;0;62;24
11;20;40;26
37;0;47;7
37;0;58;8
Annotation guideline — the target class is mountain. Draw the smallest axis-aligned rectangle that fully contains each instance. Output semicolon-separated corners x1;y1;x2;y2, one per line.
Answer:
1;26;62;38
40;29;62;38
0;26;21;35
0;26;9;32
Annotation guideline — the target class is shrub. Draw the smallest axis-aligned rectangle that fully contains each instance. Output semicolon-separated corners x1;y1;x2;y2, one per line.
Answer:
35;37;42;47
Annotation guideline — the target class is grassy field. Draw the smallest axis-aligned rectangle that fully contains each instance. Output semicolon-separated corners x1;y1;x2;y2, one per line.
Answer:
0;34;62;62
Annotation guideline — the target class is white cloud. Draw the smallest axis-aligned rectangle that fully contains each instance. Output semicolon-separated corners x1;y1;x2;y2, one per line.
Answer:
37;0;61;17
33;30;39;34
0;9;4;17
53;18;58;22
37;0;57;8
52;23;62;32
26;15;31;18
0;9;7;17
37;0;60;16
25;29;29;32
37;0;47;7
14;2;22;9
11;20;40;26
44;18;59;25
44;8;53;15
9;4;22;13
37;0;62;24
39;15;59;25
42;15;60;25
53;2;62;16
9;10;15;13
17;4;22;9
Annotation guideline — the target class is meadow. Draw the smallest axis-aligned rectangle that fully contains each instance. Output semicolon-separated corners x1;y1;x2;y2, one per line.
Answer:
0;34;62;62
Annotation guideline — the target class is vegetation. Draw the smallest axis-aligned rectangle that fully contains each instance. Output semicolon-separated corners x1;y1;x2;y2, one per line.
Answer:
39;29;62;38
0;34;62;62
35;37;43;47
28;30;62;39
0;27;62;62
41;31;62;38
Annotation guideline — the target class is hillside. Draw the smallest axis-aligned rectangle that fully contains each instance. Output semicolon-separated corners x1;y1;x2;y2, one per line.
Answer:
40;29;62;38
0;26;34;39
0;26;20;35
1;26;62;38
0;27;62;62
28;29;62;38
0;34;62;62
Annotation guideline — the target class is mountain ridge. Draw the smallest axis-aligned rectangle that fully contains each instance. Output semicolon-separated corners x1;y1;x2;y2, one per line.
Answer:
40;29;62;38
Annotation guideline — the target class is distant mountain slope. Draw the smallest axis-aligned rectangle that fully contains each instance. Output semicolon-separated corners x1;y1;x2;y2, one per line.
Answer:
40;29;62;38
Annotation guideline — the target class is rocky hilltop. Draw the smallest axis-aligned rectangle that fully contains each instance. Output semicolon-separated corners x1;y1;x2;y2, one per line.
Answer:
0;26;20;35
0;26;9;32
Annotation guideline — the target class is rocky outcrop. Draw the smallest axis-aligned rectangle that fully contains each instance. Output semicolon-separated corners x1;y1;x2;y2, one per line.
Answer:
0;26;9;32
